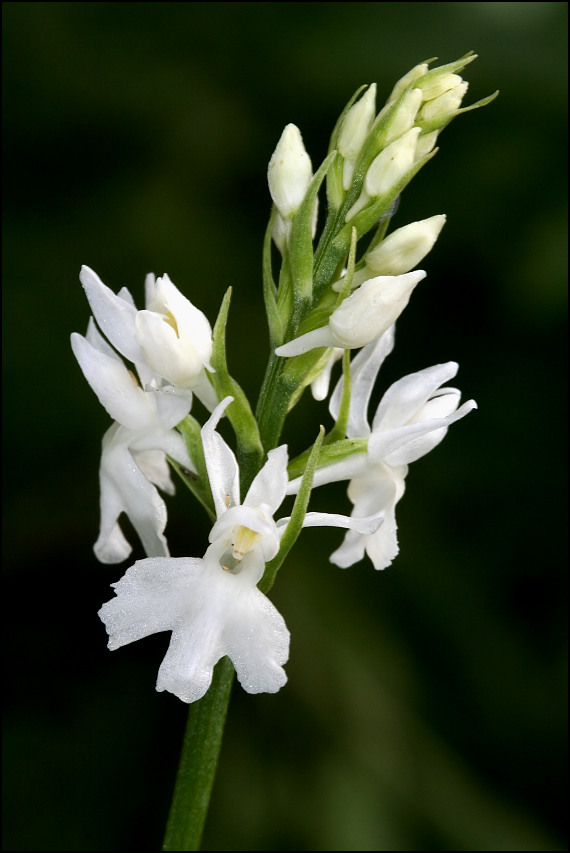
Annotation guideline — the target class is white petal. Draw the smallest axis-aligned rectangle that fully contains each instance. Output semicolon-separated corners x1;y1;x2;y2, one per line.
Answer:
99;557;200;648
85;316;122;362
329;325;395;437
381;399;477;466
244;446;289;513
372;362;459;432
95;428;170;562
134;449;176;495
300;511;382;534
223;589;289;694
135;310;206;387
191;372;219;413
80;266;145;365
155;275;213;365
311;349;343;401
329;271;424;349
286;453;369;495
71;332;153;430
157;620;225;704
151;386;193;432
275;326;337;357
201;397;240;515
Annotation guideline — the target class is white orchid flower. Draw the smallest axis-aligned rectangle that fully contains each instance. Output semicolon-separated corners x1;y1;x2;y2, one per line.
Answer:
98;546;291;704
202;397;382;568
79;265;218;411
275;270;425;357
71;319;193;563
287;327;477;570
98;396;381;703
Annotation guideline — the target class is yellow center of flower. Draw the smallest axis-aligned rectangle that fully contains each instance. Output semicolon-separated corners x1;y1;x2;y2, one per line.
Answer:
163;309;179;337
232;525;261;561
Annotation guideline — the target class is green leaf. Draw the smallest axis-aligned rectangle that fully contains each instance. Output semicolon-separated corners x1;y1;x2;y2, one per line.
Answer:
287;150;337;315
325;349;352;445
173;414;216;522
262;210;284;348
210;288;264;492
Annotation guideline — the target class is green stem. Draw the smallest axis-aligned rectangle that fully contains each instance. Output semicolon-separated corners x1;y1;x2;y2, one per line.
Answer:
162;658;235;852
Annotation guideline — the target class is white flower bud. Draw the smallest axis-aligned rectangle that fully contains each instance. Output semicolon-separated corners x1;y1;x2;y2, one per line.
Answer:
268;124;312;219
345;127;420;222
388;62;429;103
384;88;423;145
329;270;425;347
416;72;464;101
275;270;425;356
414;130;439;160
338;84;377;160
418;81;468;123
365;126;420;197
338;84;377;190
363;215;446;276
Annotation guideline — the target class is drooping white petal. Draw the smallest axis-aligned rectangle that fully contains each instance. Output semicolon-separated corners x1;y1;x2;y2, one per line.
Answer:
329;325;395;437
244;446;289;514
330;464;405;570
80;265;146;365
201;396;240;515
310;348;344;401
191;372;219;413
71;332;153;430
134;450;176;495
95;426;170;563
275;325;338;358
150;385;193;432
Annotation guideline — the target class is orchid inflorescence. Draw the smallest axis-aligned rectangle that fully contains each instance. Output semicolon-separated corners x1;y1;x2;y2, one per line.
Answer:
72;52;496;705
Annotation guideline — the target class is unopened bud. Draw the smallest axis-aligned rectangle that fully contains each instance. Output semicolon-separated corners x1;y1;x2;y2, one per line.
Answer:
365;126;420;197
268;124;312;219
276;270;425;356
338;84;377;190
414;130;439;160
329;270;425;347
388;62;429;103
384;88;422;145
363;215;446;276
418;81;469;123
345;127;420;222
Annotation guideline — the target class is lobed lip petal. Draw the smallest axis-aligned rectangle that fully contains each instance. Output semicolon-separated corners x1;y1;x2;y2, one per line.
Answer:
99;552;290;703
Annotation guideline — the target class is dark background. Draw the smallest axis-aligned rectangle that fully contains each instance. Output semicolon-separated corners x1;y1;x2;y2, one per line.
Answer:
3;3;567;851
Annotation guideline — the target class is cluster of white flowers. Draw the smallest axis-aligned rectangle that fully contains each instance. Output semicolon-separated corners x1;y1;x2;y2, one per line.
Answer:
73;54;492;704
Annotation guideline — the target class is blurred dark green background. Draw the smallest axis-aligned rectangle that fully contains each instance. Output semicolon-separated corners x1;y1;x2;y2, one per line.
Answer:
3;3;567;851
